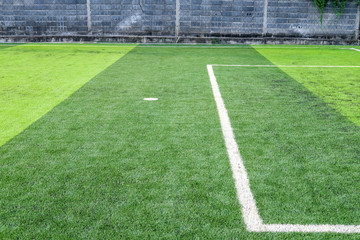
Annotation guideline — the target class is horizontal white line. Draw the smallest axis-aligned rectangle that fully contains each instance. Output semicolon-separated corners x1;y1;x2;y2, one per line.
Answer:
137;46;355;50
138;46;348;49
211;64;360;68
207;64;360;234
261;224;360;233
351;48;360;52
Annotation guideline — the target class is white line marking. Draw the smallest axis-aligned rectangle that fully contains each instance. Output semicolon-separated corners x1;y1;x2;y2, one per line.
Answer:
350;48;360;52
262;224;360;233
207;64;360;234
139;46;354;50
211;64;360;68
207;65;263;231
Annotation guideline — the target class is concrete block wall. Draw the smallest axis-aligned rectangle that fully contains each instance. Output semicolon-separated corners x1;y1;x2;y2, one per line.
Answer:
90;0;175;35
266;0;359;38
0;0;88;36
179;0;264;37
0;0;359;40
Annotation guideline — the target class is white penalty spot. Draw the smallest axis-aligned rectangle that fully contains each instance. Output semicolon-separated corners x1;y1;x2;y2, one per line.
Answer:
143;98;158;101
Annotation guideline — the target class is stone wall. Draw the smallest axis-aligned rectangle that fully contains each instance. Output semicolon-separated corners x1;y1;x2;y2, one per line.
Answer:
0;0;359;41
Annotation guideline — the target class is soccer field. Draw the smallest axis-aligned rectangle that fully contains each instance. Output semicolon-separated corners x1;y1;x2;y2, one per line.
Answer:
0;43;360;239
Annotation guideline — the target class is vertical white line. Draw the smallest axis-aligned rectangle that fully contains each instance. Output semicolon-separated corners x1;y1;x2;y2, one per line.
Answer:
262;0;268;36
207;64;360;233
207;65;264;232
87;0;92;32
175;0;180;39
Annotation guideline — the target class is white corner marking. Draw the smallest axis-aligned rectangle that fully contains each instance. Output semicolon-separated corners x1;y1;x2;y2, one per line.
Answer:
207;64;360;234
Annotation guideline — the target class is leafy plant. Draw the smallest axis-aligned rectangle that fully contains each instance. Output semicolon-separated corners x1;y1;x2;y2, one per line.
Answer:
313;0;360;23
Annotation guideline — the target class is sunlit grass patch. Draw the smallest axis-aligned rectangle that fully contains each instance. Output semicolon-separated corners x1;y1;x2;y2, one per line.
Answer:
0;44;359;239
0;44;135;146
254;47;360;126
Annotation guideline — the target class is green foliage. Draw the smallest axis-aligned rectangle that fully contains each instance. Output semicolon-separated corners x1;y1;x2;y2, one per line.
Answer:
314;0;328;23
313;0;360;23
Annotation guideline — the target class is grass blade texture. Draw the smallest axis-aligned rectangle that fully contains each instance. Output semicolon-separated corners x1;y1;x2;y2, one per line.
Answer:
215;65;360;225
254;47;360;126
0;44;135;146
0;45;359;239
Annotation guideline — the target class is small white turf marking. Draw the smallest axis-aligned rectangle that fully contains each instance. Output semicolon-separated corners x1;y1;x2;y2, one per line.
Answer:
207;64;360;234
350;48;360;52
143;98;158;101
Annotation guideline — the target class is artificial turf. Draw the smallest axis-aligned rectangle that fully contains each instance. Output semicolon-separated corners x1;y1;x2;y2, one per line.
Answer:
254;47;360;126
0;44;359;239
0;44;135;146
215;66;360;225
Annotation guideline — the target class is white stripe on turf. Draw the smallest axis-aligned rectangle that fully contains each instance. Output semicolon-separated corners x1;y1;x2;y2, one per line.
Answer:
207;64;263;232
207;64;360;234
350;48;360;52
211;64;360;68
263;224;360;233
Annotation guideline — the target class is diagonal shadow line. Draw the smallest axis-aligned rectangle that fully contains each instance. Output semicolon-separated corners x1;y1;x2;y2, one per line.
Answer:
0;45;137;149
0;43;24;50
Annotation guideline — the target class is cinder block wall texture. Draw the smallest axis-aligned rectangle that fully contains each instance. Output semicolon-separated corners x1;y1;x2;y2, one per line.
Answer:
1;0;359;40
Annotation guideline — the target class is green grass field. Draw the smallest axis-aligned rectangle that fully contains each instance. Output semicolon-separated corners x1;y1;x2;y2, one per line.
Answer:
0;44;135;147
0;44;360;239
